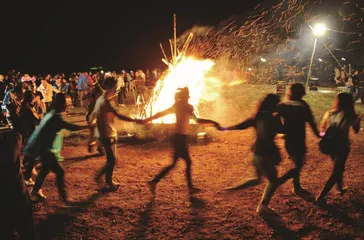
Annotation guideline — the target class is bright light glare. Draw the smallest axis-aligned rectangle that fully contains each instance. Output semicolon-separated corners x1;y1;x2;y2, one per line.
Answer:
312;23;326;36
260;58;267;63
248;67;252;71
341;58;346;61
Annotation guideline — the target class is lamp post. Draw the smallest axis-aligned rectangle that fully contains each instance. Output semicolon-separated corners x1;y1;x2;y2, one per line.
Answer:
306;23;326;88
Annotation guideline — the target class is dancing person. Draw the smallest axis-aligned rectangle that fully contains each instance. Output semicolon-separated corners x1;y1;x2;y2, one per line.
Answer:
143;87;220;194
221;94;295;216
0;93;38;240
315;93;362;205
86;82;104;154
91;77;141;191
23;93;89;202
20;91;41;186
277;83;321;199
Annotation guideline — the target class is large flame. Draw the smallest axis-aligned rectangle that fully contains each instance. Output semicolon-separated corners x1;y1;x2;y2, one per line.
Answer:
142;56;220;123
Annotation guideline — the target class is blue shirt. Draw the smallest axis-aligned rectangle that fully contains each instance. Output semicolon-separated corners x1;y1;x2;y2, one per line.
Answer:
23;110;82;158
77;74;91;91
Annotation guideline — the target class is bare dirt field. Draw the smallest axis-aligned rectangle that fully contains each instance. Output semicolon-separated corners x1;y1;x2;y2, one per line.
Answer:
31;85;364;239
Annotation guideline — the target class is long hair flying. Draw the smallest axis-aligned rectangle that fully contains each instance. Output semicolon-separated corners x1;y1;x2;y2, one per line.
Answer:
332;93;356;120
254;94;281;119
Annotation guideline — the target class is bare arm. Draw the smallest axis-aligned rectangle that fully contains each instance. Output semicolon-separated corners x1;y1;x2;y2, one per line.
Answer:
108;100;139;122
306;106;321;138
62;121;89;131
221;118;255;131
189;111;221;128
52;87;60;94
319;111;330;133
142;106;174;124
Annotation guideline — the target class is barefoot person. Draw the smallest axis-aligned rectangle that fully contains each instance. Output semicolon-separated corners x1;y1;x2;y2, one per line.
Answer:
277;83;321;198
23;93;89;202
221;94;294;216
142;87;220;194
91;77;141;191
315;93;362;205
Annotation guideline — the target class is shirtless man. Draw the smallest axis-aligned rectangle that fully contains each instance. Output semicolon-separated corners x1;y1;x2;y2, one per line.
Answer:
142;87;220;194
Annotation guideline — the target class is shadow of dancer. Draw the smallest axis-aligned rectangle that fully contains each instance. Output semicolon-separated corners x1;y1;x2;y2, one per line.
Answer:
132;196;155;239
188;196;206;238
66;153;103;162
220;94;295;216
36;191;107;239
261;215;299;240
142;87;221;195
315;202;363;229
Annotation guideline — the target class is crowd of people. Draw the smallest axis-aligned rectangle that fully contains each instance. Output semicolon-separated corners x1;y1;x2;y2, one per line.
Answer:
0;72;362;239
0;68;161;126
334;66;364;103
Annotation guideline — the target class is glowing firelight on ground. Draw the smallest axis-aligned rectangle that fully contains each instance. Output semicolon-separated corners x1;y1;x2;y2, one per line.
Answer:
141;56;219;123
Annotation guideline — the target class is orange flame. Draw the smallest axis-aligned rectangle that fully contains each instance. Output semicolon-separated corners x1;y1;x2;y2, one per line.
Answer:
142;56;220;123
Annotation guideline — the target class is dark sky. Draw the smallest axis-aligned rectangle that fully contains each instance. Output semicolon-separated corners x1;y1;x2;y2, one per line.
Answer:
0;0;261;74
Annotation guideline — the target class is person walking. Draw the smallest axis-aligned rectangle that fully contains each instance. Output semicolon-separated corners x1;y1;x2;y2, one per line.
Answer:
315;93;362;205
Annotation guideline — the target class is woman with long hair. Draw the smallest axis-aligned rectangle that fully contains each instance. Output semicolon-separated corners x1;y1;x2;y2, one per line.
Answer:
315;93;362;204
221;94;295;216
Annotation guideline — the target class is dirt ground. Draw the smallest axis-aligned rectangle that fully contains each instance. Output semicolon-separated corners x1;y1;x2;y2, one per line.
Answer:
31;85;364;239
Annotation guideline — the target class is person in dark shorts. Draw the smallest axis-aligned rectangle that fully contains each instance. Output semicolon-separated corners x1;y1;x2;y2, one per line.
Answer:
91;77;142;191
221;94;295;216
142;87;221;195
277;83;321;198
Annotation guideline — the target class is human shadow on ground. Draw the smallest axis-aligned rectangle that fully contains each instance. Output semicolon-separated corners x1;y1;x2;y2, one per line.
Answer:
187;196;206;238
316;202;364;229
261;214;299;240
35;190;109;239
129;196;155;240
65;153;102;162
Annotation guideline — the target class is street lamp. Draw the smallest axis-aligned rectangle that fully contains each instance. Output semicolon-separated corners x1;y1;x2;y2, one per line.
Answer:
306;23;327;88
312;23;326;36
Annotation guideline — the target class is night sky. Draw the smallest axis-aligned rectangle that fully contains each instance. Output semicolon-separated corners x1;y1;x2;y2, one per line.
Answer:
0;0;261;74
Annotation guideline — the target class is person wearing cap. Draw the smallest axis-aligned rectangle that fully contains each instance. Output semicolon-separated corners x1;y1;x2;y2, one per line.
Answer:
23;93;89;202
142;87;221;195
91;77;142;191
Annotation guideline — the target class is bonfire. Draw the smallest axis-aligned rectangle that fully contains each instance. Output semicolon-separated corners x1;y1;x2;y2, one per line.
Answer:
137;15;221;139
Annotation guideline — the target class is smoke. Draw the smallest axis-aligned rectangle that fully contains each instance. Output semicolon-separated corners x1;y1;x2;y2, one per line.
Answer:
170;0;364;123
